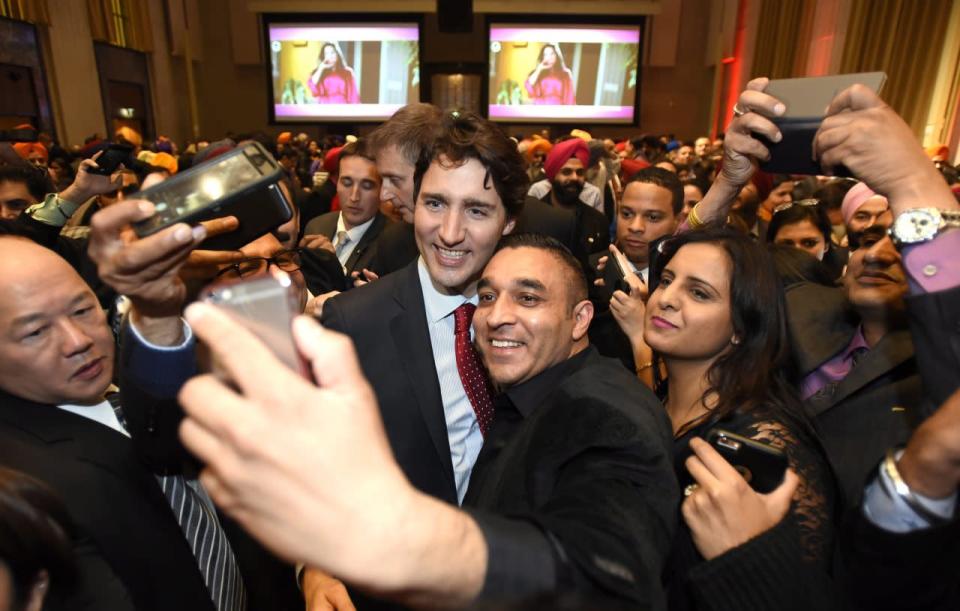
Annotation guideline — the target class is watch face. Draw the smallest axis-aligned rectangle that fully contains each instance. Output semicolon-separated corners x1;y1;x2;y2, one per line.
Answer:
894;209;941;244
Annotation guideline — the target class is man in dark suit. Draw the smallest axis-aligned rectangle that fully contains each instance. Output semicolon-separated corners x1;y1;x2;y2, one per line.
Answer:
588;167;682;371
302;139;390;284
0;236;239;610
788;226;921;509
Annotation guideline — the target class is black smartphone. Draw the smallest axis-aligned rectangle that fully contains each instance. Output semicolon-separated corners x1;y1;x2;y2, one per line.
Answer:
705;429;788;493
131;141;293;251
199;271;311;380
87;143;134;175
756;72;886;176
606;251;633;295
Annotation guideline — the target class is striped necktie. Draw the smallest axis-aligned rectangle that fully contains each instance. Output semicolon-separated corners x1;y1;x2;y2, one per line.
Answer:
108;393;247;611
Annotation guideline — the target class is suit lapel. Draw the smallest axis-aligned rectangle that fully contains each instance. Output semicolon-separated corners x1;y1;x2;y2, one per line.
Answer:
345;213;386;274
388;263;457;490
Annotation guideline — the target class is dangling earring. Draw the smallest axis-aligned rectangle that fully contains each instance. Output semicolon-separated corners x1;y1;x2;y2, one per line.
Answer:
731;336;741;345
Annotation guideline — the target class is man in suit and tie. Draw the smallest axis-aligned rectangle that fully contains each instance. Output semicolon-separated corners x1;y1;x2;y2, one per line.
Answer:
297;111;526;606
302;139;390;284
0;234;248;610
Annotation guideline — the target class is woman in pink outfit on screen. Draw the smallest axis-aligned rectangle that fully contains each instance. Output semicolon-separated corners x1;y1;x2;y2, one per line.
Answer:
524;43;576;105
307;42;360;104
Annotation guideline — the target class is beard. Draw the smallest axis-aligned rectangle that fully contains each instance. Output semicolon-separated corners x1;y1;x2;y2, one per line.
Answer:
551;178;584;207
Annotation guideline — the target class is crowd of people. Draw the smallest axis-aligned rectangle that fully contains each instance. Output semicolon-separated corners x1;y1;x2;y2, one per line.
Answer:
0;75;958;611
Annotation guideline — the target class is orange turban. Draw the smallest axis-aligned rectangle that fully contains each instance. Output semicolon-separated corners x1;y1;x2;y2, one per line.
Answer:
12;142;48;163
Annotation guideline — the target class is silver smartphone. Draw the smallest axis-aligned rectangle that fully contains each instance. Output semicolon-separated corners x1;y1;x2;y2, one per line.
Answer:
199;271;311;380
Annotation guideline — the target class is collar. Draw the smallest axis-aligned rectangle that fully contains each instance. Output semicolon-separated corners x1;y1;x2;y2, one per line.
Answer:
336;212;376;241
844;325;871;359
417;257;478;323
502;346;593;418
56;398;129;438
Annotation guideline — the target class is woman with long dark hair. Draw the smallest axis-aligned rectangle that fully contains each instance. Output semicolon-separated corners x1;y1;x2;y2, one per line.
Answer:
610;225;837;609
766;199;847;281
308;42;360;104
524;43;576;105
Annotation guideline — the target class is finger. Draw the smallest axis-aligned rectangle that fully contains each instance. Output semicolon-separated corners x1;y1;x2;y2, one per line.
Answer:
812;126;854;173
292;315;369;394
199;215;240;239
725;133;772;162
178;406;232;466
690;436;747;483
326;582;357;611
593;278;606;287
729;112;781;142
111;223;207;272
623;272;646;296
186;249;246;267
198;469;237;513
361;269;379;281
744;77;769;92
824;83;884;118
184;302;307;400
684;454;722;490
738;88;786;118
88;200;155;242
762;468;799;515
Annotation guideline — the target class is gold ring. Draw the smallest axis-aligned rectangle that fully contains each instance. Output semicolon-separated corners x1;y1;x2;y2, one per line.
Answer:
732;103;748;118
683;483;699;497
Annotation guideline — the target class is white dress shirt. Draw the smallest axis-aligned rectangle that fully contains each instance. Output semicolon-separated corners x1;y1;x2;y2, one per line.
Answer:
416;257;484;505
334;213;376;270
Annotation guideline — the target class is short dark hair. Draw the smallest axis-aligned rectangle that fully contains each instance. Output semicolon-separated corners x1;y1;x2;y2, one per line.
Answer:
0;165;50;203
626;167;684;215
0;467;76;609
495;233;587;307
766;200;832;245
337;138;376;169
368;103;445;167
413;110;528;219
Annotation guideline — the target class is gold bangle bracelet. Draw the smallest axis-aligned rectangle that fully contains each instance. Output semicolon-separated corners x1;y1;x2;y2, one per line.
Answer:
687;204;703;228
635;361;654;374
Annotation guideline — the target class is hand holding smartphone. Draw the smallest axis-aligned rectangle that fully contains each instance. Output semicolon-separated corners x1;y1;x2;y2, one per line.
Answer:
88;143;134;176
705;430;788;494
199;271;312;381
755;72;886;176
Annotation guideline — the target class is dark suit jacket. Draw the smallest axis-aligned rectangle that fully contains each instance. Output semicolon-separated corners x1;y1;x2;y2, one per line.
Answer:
838;284;960;610
584;251;642;372
303;210;390;278
463;347;677;606
786;282;920;509
321;261;458;505
0;395;214;611
366;222;420;277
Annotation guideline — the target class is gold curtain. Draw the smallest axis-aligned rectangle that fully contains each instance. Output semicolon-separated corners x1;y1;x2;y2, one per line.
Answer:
750;0;815;79
839;0;952;136
86;0;153;51
0;0;50;24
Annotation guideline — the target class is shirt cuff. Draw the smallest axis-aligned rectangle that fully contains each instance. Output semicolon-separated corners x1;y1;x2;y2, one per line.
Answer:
127;315;194;351
902;229;960;294
862;453;957;533
25;193;82;227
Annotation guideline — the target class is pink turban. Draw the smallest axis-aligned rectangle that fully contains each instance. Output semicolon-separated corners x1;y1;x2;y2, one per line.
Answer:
842;182;888;224
543;138;589;180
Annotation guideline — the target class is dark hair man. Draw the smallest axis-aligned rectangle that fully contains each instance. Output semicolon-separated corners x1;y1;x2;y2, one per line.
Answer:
0;166;48;220
173;233;678;607
302;139;391;281
590;167;682;371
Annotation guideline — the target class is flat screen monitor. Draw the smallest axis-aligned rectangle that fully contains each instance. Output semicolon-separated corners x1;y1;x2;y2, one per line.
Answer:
266;21;420;122
487;23;641;124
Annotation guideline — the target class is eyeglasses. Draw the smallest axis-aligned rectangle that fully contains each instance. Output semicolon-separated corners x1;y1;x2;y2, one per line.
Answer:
215;249;302;280
773;198;820;215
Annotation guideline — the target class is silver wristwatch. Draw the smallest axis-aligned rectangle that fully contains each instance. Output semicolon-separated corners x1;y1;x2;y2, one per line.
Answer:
890;208;960;245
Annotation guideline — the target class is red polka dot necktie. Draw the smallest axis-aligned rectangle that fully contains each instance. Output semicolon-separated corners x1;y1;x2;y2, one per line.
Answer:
453;303;494;436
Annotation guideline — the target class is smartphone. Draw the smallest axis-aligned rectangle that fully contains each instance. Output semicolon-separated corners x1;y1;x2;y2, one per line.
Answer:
757;72;886;176
131;141;293;251
199;271;311;380
88;143;134;175
706;429;788;493
606;251;633;295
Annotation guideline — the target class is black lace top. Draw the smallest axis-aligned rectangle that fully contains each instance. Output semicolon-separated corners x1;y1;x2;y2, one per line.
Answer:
664;408;838;611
